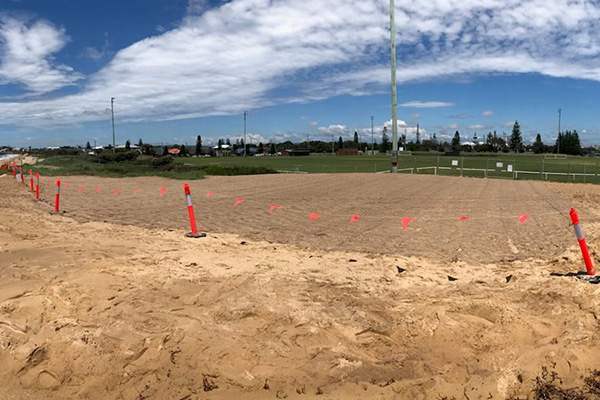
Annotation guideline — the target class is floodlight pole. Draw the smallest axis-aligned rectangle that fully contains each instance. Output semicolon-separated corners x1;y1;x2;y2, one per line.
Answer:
389;0;398;172
557;108;561;154
243;111;248;157
371;116;374;154
111;97;116;154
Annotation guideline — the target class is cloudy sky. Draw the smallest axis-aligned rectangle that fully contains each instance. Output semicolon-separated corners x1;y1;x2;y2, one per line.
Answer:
1;0;600;147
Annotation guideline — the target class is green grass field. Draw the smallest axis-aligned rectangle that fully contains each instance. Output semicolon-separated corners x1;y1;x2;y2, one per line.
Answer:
176;153;600;183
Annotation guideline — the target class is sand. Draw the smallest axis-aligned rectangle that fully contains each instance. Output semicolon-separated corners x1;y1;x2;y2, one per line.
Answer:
1;173;599;399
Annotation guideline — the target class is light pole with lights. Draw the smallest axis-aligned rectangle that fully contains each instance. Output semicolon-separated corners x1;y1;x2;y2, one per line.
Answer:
243;111;248;157
111;97;116;154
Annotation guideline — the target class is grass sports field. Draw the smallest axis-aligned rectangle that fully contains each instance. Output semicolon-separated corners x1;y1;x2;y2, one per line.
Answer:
177;153;600;183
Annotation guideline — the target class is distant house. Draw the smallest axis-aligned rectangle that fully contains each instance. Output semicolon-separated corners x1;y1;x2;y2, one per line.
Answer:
337;148;359;156
281;149;310;157
213;144;232;157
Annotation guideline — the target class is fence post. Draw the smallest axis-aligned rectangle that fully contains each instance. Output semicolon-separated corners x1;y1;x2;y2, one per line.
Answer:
436;156;439;175
485;158;488;178
541;159;544;180
584;163;587;183
460;157;464;177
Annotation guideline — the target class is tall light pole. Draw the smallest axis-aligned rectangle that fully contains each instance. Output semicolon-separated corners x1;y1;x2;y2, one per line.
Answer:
243;111;248;157
557;108;562;154
371;116;374;154
111;97;116;154
389;0;398;172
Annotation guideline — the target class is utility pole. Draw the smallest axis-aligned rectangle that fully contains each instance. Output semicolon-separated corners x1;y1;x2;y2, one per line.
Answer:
389;0;398;172
111;97;116;154
331;134;334;154
371;116;374;154
557;108;562;154
243;111;247;157
416;123;420;144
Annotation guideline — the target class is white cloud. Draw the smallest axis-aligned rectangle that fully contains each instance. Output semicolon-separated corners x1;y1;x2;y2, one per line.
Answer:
468;124;492;130
0;15;82;94
318;124;348;137
482;110;494;117
400;101;455;108
3;0;600;131
504;121;516;127
410;113;421;119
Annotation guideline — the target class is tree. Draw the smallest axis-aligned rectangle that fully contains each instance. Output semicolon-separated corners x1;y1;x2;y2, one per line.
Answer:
226;138;231;146
556;130;582;155
258;142;264;154
353;131;359;145
163;145;168;156
85;141;91;151
138;138;143;147
533;133;544;154
125;140;131;150
180;144;187;156
338;136;343;150
451;131;461;151
381;127;390;152
270;143;276;155
218;139;223;149
509;121;524;153
195;135;202;156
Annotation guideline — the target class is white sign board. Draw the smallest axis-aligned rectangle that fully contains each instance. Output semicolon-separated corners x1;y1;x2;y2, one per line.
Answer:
451;160;459;166
399;147;404;152
496;162;503;168
507;165;513;172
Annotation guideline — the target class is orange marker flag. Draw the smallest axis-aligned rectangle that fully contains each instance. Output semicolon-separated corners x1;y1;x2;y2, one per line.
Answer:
78;186;83;193
207;191;215;196
460;216;469;221
518;214;529;223
134;189;141;194
160;187;167;196
402;217;413;231
309;213;320;221
350;215;360;223
233;198;245;206
95;188;101;193
114;189;120;195
269;204;281;213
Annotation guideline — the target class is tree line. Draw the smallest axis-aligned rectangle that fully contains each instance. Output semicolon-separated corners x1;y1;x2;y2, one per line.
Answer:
82;122;586;157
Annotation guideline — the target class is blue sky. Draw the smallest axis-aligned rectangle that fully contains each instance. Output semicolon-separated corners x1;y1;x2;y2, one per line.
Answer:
1;0;600;148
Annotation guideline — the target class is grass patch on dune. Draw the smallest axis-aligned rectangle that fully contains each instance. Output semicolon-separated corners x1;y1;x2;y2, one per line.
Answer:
27;154;277;179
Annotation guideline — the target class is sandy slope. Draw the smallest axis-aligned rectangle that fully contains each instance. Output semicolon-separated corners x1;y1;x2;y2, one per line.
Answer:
1;173;599;400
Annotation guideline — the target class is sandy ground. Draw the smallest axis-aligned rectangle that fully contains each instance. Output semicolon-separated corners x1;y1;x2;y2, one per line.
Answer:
1;173;600;399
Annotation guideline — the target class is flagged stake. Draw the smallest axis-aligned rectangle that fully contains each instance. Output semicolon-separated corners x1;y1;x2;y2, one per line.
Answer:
309;213;321;221
207;191;215;196
114;189;120;195
78;186;83;193
160;187;167;196
350;215;360;223
518;214;529;223
269;204;281;213
233;198;245;206
402;217;413;231
95;188;101;194
460;215;469;221
134;189;141;194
